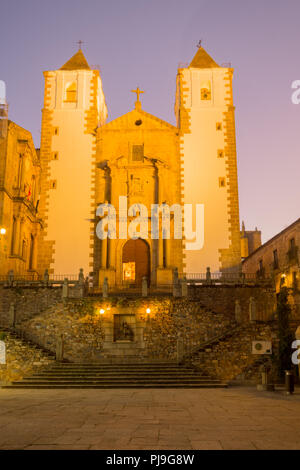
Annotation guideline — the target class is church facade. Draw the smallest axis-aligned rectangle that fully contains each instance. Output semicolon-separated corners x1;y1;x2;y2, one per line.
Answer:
93;94;182;287
0;46;242;285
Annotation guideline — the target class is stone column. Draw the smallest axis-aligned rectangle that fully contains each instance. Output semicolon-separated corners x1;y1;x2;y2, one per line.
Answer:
18;218;24;256
151;163;159;284
78;268;85;297
165;238;170;268
158;236;164;267
101;239;108;269
56;334;64;362
142;277;148;297
78;268;85;284
8;270;14;286
31;235;38;270
44;269;49;284
103;277;108;298
173;268;180;297
235;299;242;323
13;217;21;255
249;297;256;322
62;278;69;300
181;277;188;297
9;303;16;328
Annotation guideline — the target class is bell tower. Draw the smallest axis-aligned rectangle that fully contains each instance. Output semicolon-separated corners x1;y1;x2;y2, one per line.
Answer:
175;46;241;273
37;49;108;276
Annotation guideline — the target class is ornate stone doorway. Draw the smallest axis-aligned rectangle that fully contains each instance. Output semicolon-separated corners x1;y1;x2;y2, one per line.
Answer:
122;239;150;285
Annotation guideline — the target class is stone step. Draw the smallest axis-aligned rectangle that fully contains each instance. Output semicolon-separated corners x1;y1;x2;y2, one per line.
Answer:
42;366;197;371
2;362;226;389
23;375;218;382
30;369;207;372
2;383;227;389
47;362;179;369
22;377;220;383
29;373;210;378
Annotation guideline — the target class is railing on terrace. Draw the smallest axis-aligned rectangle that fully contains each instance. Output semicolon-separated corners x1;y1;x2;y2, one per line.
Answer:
0;270;273;291
0;272;83;286
183;272;272;284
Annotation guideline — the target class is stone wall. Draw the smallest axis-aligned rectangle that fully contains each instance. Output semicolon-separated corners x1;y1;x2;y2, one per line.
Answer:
0;331;55;384
0;286;62;327
191;322;279;384
20;297;236;363
0;289;282;383
21;299;105;363
188;285;276;322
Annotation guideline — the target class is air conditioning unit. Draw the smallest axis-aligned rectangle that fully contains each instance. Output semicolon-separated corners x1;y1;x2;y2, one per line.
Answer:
252;340;272;355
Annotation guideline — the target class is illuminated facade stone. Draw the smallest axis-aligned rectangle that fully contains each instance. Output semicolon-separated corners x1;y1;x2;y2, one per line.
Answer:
175;46;241;274
93;97;183;287
1;46;242;282
37;50;107;276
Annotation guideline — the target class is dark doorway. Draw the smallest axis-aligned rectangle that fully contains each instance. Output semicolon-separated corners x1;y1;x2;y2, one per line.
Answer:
122;239;150;285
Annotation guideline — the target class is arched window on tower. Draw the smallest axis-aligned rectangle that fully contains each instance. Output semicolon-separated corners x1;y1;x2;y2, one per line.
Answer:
65;82;77;102
200;81;211;100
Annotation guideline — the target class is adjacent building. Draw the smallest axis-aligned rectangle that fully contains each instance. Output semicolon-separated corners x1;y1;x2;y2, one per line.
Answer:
240;221;262;259
242;218;300;291
0;121;42;276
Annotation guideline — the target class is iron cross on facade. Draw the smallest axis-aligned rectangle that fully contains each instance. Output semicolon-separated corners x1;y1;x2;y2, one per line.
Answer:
131;87;145;102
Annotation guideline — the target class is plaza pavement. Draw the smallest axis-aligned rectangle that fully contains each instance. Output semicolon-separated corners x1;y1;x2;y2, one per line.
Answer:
0;386;299;450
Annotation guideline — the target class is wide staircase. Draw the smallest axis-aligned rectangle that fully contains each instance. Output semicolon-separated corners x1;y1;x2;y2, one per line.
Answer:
2;362;227;389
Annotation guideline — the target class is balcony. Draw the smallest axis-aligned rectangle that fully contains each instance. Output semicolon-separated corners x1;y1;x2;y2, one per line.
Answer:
256;267;265;279
271;260;279;271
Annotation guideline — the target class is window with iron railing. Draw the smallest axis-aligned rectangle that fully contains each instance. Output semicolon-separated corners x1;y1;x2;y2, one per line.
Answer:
273;249;279;270
257;260;265;279
287;239;298;263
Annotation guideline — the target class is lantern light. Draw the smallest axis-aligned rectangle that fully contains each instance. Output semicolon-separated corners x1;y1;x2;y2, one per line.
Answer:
0;228;6;235
99;308;105;314
146;308;151;314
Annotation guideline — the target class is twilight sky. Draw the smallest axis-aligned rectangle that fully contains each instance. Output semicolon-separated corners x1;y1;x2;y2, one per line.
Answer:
1;0;299;243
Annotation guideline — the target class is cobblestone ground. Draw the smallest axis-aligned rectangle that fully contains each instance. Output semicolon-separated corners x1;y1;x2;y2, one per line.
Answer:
0;387;299;450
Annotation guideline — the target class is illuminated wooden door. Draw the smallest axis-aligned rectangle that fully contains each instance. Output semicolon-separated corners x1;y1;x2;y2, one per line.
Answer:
122;239;150;285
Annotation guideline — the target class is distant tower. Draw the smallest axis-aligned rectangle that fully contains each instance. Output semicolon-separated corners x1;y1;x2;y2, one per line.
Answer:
37;49;108;276
175;46;241;273
0;80;8;139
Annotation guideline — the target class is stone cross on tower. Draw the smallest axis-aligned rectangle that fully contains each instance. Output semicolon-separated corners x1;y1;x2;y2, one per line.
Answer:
131;87;145;110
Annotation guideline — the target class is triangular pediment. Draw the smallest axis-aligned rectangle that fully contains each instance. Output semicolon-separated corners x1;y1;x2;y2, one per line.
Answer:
99;108;177;132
